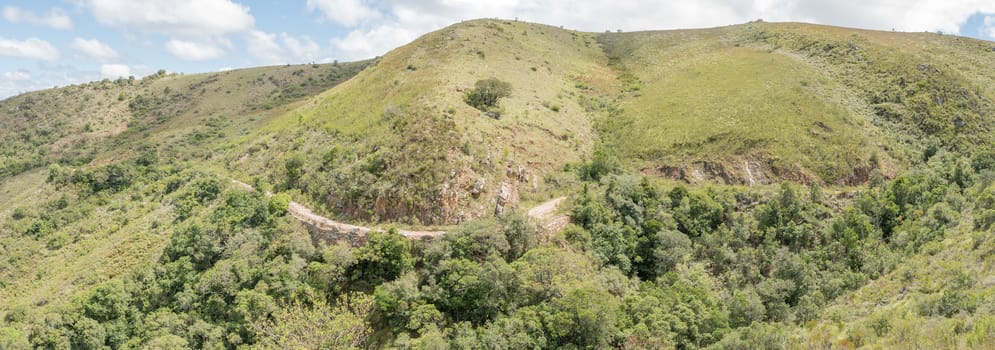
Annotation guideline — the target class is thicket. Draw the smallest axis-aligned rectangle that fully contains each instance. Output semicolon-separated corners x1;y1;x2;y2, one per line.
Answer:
10;147;990;349
464;78;511;118
253;104;461;225
750;27;995;151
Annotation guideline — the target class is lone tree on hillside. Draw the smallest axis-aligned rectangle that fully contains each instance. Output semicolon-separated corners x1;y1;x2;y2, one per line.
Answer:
465;78;511;118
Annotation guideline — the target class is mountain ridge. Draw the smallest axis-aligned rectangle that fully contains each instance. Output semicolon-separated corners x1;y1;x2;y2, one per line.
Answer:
1;18;995;349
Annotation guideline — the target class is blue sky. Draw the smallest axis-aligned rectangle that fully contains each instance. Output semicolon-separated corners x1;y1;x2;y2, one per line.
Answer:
2;0;995;98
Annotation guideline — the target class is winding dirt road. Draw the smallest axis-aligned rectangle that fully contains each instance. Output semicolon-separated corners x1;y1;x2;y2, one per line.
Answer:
229;178;567;241
527;197;570;233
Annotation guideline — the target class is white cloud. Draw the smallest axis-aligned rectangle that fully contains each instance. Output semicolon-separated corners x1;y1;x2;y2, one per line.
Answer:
331;24;418;60
165;39;227;61
0;65;101;98
246;30;283;64
3;70;31;81
85;0;254;37
71;38;119;61
984;15;995;38
307;0;381;27
318;0;995;60
380;0;995;34
2;6;73;30
247;30;322;64
0;37;59;61
100;64;131;79
282;33;321;61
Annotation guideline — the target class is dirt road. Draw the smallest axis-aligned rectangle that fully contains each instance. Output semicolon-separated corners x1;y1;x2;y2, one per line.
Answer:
229;178;567;241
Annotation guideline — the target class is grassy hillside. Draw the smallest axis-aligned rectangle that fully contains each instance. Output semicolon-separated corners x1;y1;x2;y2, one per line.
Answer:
0;62;369;341
220;20;616;226
0;61;368;180
598;22;995;186
1;18;995;349
5;20;993;226
214;20;995;227
599;30;870;184
749;23;995;150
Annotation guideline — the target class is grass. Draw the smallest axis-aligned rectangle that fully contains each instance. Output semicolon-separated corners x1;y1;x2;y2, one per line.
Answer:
0;172;167;322
608;45;872;184
6;19;993;226
219;19;616;225
3;18;995;336
0;62;370;328
0;62;369;182
787;185;995;349
748;22;995;152
594;25;895;185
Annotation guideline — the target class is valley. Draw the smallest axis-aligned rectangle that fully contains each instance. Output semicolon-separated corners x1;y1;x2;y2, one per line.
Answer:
0;18;993;349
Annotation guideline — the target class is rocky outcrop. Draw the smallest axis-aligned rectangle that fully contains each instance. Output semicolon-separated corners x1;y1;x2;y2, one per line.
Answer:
229;178;566;247
649;156;877;186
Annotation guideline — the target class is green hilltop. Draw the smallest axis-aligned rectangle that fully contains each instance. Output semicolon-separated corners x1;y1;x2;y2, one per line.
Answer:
1;19;994;349
219;20;995;227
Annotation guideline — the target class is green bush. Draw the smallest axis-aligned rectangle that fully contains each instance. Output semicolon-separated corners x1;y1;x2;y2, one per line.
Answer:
464;78;511;115
708;322;785;350
729;290;766;328
975;186;995;230
10;207;27;220
577;144;621;181
284;152;305;186
269;193;291;216
0;327;29;349
918;289;979;317
350;230;412;289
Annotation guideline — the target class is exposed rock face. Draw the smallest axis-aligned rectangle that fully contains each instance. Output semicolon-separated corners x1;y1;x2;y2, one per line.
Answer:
509;165;529;182
471;178;486;195
495;182;513;215
326;153;537;225
650;156;878;186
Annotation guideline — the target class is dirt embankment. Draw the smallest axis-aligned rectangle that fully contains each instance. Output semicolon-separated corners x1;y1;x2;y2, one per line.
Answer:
229;178;567;245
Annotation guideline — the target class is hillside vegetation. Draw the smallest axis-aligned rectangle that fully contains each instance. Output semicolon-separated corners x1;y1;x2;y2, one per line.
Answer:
220;20;613;226
0;61;369;180
217;20;995;227
1;19;994;349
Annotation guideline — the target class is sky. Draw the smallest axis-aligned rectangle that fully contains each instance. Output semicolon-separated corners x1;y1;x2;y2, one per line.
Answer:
2;0;995;98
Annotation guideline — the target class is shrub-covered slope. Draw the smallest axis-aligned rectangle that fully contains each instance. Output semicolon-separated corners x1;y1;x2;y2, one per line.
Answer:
599;22;995;186
0;62;369;340
1;18;995;350
0;61;369;180
222;20;995;226
220;20;616;226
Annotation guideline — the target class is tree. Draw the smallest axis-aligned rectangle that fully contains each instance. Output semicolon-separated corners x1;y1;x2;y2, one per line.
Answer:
351;230;412;289
728;289;766;328
252;292;372;349
284;153;305;187
672;190;727;237
547;287;620;348
464;78;511;115
426;254;517;324
648;229;692;278
756;183;813;249
578;144;622;181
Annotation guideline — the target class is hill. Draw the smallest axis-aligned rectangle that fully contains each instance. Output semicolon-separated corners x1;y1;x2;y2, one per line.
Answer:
0;62;369;338
210;20;995;228
0;62;369;179
216;20;611;226
0;18;994;349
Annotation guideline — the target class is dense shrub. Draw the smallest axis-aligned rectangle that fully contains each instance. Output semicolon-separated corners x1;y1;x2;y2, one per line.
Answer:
577;144;622;181
20;137;987;349
464;78;511;116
